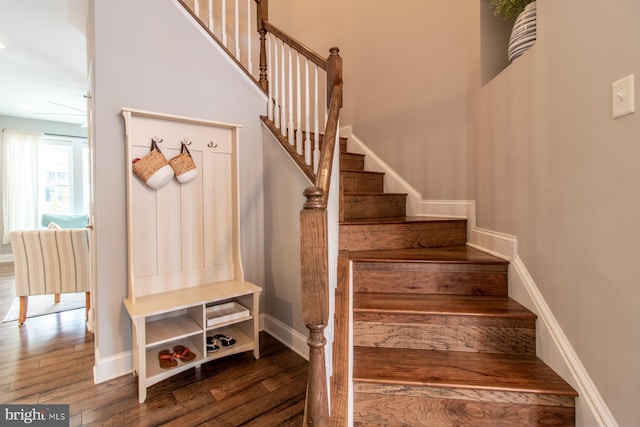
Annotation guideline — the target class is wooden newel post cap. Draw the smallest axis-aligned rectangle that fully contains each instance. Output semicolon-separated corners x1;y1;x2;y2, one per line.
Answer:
303;187;326;210
330;47;340;56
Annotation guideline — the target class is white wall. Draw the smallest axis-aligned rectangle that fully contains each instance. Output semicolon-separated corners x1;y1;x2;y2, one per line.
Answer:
91;0;265;362
466;1;640;425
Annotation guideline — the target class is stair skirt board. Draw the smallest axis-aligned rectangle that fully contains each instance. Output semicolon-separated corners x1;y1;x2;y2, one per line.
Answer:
337;127;609;425
403;199;614;426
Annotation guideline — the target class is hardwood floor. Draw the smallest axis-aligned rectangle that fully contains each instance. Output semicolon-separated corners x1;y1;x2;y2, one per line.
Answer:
0;262;307;426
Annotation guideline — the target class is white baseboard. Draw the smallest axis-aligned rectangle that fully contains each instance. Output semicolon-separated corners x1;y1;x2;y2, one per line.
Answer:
93;348;133;384
4;246;303;384
419;198;617;427
341;125;421;216
91;314;309;385
261;313;309;360
511;257;618;427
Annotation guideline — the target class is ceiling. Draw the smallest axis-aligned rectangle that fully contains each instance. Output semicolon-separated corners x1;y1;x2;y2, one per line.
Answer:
0;0;89;126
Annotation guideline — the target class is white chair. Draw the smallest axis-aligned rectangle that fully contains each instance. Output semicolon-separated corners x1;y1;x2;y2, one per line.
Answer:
9;229;91;325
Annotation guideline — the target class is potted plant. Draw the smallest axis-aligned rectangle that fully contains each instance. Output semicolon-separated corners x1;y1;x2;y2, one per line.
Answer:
490;0;535;21
491;0;538;61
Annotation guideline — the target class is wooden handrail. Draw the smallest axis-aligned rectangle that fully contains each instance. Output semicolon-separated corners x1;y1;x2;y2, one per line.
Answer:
263;21;328;70
300;76;342;425
306;82;343;209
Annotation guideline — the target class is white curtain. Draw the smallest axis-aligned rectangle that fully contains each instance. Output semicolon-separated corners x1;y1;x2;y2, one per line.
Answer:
2;129;43;244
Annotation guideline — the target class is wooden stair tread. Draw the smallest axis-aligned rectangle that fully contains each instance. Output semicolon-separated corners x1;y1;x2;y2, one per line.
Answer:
341;169;385;175
354;293;537;320
349;245;509;265
353;346;578;397
344;192;408;196
341;216;465;225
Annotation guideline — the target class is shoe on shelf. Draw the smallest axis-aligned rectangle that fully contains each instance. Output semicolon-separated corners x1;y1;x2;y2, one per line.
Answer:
173;345;196;362
159;349;177;369
206;338;220;353
213;334;236;347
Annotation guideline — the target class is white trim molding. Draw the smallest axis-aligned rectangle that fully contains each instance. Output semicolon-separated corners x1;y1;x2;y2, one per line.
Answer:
93;348;133;384
418;198;617;427
511;257;618;427
340;126;421;216
261;313;309;360
331;129;617;425
0;254;14;263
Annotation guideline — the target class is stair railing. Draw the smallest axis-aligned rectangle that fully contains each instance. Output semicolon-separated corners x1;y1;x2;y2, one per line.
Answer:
258;24;340;181
182;0;256;74
177;1;343;424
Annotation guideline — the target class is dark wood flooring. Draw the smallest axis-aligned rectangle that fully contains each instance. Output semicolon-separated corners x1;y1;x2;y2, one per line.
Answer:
0;262;307;426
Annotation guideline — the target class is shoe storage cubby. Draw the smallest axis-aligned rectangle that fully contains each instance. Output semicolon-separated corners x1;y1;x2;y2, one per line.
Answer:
122;109;261;403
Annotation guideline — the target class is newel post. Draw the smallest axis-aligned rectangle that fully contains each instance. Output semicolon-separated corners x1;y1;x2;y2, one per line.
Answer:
255;0;269;91
300;186;330;426
326;47;342;107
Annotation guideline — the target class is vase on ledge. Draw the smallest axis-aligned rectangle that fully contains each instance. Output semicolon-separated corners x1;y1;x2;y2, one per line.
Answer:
508;1;537;62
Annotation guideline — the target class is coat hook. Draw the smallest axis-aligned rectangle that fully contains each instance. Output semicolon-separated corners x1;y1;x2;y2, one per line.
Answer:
152;136;163;143
208;141;218;148
181;139;192;146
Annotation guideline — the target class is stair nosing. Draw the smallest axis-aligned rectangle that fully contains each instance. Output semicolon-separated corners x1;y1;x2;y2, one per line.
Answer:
349;246;509;265
344;192;408;196
353;293;537;320
353;347;578;397
341;169;385;175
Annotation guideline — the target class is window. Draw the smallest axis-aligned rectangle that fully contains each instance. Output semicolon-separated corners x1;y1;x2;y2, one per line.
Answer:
39;135;89;216
2;130;88;243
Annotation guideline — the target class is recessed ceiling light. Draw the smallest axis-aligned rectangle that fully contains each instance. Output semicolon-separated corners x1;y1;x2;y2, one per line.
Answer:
19;104;33;110
0;43;6;49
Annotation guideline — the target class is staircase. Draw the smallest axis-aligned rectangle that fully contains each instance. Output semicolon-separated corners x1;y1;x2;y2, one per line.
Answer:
175;2;578;424
338;143;578;426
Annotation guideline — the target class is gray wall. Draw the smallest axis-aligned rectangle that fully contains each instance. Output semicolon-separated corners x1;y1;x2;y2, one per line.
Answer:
0;115;87;257
91;0;265;357
262;126;311;338
466;1;640;425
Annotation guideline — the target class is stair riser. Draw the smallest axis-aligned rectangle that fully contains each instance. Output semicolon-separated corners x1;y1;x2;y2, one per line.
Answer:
354;383;576;408
318;134;347;152
341;171;384;193
340;221;467;251
353;321;536;354
343;194;407;220
353;263;508;296
340;153;365;171
354;391;575;427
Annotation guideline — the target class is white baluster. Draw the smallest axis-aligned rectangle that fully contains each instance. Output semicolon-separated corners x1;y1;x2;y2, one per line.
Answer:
222;0;227;47
234;0;240;59
208;0;213;31
194;0;200;17
280;40;286;136
267;34;273;121
296;51;303;155
304;59;311;166
313;64;320;172
274;37;280;129
246;0;252;74
288;45;294;145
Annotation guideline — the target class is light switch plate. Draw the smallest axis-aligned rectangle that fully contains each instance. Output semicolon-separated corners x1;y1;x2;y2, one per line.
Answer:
612;74;635;119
